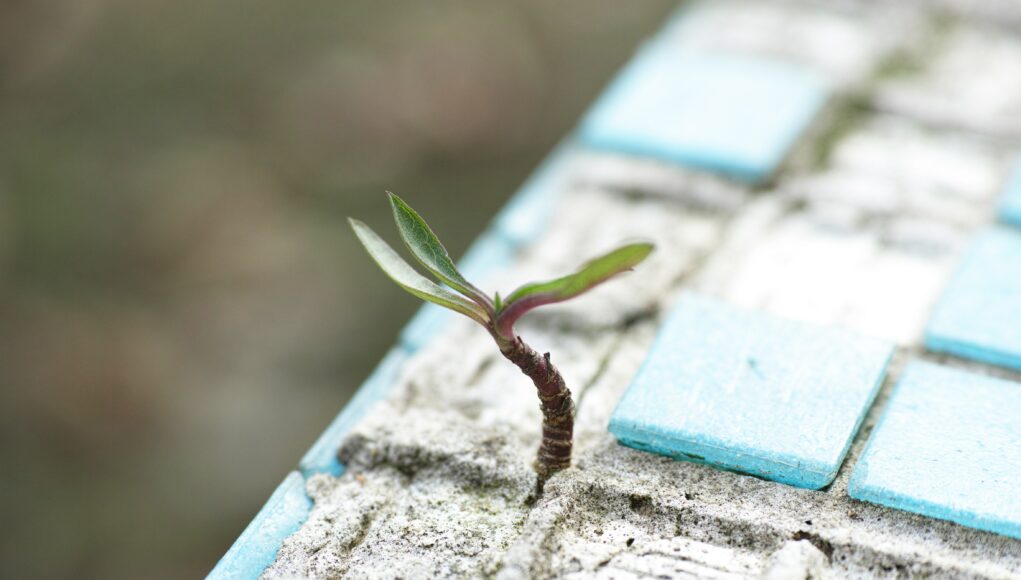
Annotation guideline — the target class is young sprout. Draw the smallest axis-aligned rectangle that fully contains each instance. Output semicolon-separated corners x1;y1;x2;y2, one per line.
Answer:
350;192;654;485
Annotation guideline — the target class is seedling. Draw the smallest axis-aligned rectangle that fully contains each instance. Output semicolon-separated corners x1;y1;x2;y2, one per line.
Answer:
350;192;653;484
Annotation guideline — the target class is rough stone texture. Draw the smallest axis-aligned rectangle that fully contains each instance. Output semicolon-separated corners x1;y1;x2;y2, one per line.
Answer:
760;540;828;580
660;0;922;90
267;409;534;579
266;169;1021;578
263;0;1021;577
694;115;1014;346
873;21;1021;140
271;412;1021;579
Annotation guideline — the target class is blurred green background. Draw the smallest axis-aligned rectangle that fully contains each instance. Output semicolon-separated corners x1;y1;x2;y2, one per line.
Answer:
0;1;676;577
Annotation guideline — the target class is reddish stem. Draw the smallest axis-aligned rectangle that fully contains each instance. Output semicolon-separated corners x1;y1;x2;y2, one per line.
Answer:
497;334;575;484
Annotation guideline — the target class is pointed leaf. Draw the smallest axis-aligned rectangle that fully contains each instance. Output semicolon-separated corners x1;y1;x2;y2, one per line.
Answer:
494;242;653;337
504;243;654;306
387;192;492;309
349;218;489;326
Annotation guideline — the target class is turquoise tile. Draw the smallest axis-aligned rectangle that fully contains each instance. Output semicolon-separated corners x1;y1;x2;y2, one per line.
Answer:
609;293;893;490
849;361;1021;540
925;227;1021;371
579;45;827;184
999;157;1021;227
208;471;312;579
299;348;407;477
399;231;517;351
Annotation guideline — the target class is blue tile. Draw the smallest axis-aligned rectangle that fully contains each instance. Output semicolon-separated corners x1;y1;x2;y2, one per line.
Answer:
299;348;407;477
398;231;518;351
999;157;1021;227
609;293;893;489
579;45;827;184
208;471;312;579
492;143;574;246
849;361;1021;540
925;227;1021;371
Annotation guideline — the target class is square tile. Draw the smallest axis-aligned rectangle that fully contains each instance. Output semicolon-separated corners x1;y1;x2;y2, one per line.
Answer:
579;45;827;184
609;293;893;489
925;227;1021;371
1000;158;1021;227
849;361;1021;540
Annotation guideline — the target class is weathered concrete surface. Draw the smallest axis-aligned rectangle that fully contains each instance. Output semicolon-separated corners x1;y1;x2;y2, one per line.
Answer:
267;408;535;579
266;169;1021;578
265;0;1021;577
270;406;1021;579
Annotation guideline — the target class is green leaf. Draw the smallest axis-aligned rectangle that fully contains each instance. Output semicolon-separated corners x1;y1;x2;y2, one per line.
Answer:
493;242;653;338
387;192;492;310
504;243;654;307
349;218;489;326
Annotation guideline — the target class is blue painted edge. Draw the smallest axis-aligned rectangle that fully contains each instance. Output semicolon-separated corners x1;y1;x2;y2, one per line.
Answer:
612;430;837;490
923;334;1021;373
299;347;408;477
998;156;1021;228
207;471;312;580
221;200;524;578
398;231;519;351
398;303;450;352
612;347;890;490
491;140;575;246
212;149;540;578
209;350;408;578
848;362;1021;540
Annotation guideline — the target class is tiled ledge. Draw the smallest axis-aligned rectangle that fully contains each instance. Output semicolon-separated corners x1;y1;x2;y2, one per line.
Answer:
210;0;1021;577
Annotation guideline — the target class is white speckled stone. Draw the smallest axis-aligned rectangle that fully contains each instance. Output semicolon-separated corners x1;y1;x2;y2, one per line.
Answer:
827;118;1009;225
695;199;963;345
663;0;919;88
875;24;1021;139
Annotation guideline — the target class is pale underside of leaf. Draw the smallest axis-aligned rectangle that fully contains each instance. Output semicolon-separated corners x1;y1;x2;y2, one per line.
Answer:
494;242;654;337
387;192;492;310
349;218;489;326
